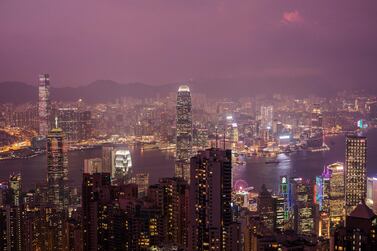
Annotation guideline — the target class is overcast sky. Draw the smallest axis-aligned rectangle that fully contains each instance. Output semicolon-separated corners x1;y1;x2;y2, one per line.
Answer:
1;0;377;89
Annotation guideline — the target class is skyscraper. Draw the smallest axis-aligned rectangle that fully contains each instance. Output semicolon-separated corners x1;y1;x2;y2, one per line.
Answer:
112;149;132;184
47;124;68;210
290;177;316;236
326;162;345;227
38;74;51;136
188;148;234;250
176;85;192;182
260;105;273;129
345;134;367;215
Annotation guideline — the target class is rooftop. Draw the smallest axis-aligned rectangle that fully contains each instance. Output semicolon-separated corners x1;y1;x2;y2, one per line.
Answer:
349;201;376;219
178;85;190;92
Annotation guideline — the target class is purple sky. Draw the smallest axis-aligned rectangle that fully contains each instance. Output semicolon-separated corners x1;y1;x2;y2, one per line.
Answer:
1;0;377;88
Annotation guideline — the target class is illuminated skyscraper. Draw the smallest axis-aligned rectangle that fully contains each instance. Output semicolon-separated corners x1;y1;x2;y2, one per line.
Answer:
175;85;192;182
345;135;367;215
326;162;345;227
112;149;132;184
290;177;316;236
188;148;233;250
260;105;273;129
38;74;51;136
47;122;68;210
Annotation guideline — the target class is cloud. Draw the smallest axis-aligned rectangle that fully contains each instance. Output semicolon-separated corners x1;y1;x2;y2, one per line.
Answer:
281;10;303;24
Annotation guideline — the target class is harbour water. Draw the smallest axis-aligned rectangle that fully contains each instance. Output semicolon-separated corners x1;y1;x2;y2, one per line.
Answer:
1;130;377;192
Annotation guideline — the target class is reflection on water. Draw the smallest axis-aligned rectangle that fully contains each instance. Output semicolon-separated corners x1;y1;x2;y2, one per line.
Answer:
276;153;291;169
1;129;377;192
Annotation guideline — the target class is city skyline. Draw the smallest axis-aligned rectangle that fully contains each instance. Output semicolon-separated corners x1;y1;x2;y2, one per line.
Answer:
1;1;377;249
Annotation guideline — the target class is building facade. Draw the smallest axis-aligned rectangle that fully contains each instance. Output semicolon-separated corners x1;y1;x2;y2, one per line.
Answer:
345;135;367;215
175;85;193;182
38;74;51;136
188;148;234;251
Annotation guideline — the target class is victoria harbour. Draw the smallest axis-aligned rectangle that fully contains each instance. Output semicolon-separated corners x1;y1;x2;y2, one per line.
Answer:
2;129;377;192
2;1;377;249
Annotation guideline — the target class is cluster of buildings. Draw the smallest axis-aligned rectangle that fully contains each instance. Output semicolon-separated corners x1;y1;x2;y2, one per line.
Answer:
1;75;377;250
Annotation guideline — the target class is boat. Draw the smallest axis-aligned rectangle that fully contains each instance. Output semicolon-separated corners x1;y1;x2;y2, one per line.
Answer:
265;160;280;164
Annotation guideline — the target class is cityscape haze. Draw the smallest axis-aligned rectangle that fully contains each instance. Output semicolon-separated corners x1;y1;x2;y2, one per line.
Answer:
1;1;377;250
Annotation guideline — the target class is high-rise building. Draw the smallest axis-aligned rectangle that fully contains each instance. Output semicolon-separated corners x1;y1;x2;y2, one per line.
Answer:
260;105;273;130
38;74;51;136
257;184;275;233
345;134;367;215
188;148;236;250
175;85;192;182
332;201;377;250
102;144;114;173
47;125;68;210
326;162;345;227
279;176;289;223
112;149;132;184
82;171;112;250
274;195;286;232
290;177;317;236
148;177;189;248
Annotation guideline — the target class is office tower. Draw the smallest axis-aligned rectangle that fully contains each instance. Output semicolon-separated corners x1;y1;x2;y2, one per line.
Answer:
274;195;286;232
290;178;316;236
175;85;192;182
38;74;51;136
332;202;377;250
112;149;132;184
188;148;234;250
260;105;273;129
326;163;345;227
257;184;275;233
345;135;367;215
279;176;289;223
148;177;189;248
57;108;92;144
47;125;68;210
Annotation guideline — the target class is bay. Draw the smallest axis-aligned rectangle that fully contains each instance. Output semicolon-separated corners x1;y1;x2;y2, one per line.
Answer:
1;129;377;192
